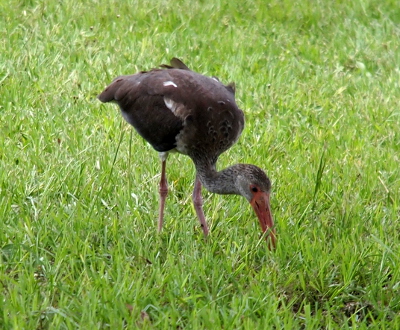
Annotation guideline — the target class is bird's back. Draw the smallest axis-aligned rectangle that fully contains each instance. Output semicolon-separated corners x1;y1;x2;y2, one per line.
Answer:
98;59;245;164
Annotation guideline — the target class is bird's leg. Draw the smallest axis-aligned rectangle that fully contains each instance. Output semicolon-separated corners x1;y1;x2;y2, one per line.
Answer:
192;176;209;236
158;157;168;232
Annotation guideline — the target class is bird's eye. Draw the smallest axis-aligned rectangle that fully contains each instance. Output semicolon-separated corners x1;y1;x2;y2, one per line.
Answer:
251;186;258;193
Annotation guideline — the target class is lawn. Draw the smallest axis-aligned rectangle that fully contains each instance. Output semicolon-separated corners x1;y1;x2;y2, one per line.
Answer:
1;0;399;328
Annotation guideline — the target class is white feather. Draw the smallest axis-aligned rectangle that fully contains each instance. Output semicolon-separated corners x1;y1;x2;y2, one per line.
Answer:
163;81;178;88
164;97;176;112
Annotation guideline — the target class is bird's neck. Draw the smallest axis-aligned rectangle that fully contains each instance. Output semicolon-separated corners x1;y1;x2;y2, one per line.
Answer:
194;161;240;195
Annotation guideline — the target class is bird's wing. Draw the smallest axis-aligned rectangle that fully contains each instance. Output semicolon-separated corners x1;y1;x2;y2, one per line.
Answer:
142;69;245;159
98;67;244;156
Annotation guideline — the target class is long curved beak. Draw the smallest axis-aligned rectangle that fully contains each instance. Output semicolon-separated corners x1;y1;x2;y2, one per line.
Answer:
250;192;276;250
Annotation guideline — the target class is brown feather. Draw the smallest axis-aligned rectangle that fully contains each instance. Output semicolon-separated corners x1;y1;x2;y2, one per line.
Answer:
97;62;244;157
160;57;191;71
97;58;276;248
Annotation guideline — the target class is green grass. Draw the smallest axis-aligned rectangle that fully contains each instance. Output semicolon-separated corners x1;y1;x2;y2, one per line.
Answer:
1;0;400;328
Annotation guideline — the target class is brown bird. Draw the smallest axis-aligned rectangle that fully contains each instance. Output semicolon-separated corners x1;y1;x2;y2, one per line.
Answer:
98;58;276;248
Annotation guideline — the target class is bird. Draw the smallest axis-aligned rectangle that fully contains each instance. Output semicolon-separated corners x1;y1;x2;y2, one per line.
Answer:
98;58;276;249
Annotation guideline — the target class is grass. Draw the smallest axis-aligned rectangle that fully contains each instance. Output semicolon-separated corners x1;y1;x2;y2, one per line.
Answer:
1;0;399;328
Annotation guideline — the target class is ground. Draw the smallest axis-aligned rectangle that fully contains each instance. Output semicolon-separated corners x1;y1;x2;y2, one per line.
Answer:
1;0;399;328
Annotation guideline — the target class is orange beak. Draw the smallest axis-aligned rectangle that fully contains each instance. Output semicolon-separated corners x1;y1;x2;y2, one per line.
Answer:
250;192;276;250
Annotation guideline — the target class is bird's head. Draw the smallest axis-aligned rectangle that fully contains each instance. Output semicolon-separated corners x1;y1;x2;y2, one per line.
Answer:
236;165;276;250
